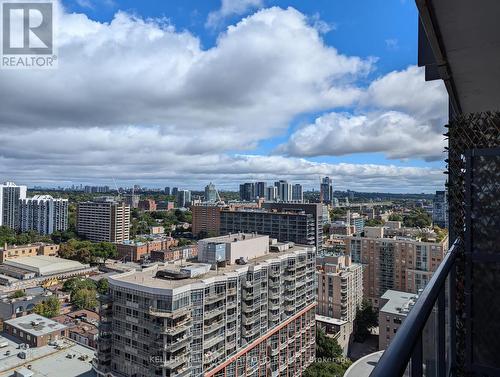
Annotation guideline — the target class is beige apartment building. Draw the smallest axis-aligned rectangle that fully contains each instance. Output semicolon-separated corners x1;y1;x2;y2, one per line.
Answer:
316;253;363;352
77;198;130;243
346;226;448;308
0;242;59;263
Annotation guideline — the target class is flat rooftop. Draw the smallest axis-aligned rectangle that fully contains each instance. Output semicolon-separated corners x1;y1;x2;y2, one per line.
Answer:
5;314;67;337
4;256;89;276
110;243;311;290
200;233;267;243
0;334;94;377
315;314;348;326
380;290;418;316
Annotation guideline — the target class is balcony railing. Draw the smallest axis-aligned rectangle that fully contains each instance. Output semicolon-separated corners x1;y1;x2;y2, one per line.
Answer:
370;240;459;377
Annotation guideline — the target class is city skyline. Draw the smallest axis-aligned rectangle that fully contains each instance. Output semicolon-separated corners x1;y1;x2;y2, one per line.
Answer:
0;0;447;193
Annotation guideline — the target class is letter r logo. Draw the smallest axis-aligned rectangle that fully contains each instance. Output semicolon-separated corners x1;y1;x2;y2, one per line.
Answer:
2;2;53;55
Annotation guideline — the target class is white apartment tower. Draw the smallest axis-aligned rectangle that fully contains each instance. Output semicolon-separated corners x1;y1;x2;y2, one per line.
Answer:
19;195;69;235
0;181;27;230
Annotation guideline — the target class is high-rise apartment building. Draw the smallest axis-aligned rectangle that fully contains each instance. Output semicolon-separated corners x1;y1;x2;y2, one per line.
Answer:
138;199;157;211
84;185;110;193
320;177;333;204
123;194;140;209
95;234;316;377
76;198;130;243
346;227;448;308
165;186;171;195
316;253;363;352
316;253;363;323
239;182;255;201
19;195;68;235
204;183;218;203
255;181;267;199
176;190;191;208
292;184;303;202
0;181;27;229
191;203;223;238
265;186;278;202
172;187;179;196
275;180;292;202
220;202;323;252
432;190;448;228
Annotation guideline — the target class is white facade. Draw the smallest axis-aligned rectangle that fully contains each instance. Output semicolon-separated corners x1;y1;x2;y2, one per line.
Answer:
19;195;68;235
265;186;278;201
0;181;27;229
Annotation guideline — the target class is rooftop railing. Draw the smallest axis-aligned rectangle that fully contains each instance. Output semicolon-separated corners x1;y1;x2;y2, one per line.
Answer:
370;240;459;377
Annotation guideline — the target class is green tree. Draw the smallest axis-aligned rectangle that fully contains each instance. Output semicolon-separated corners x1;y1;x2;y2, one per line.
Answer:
63;277;96;294
365;219;383;227
388;214;404;222
96;278;109;295
354;299;378;342
303;361;352;377
403;209;432;228
316;329;344;359
93;242;117;263
72;288;98;310
9;290;25;299
32;296;61;318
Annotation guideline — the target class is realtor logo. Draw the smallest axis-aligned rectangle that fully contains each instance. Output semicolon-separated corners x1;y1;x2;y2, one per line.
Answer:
1;0;57;68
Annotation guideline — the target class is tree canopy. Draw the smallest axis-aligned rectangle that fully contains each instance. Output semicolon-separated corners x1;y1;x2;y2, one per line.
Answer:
304;329;351;377
72;288;98;310
58;240;116;264
354;299;378;342
33;296;61;318
403;209;432;228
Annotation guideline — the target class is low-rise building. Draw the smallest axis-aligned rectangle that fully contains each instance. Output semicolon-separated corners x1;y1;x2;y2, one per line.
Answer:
0;243;59;263
116;237;179;262
378;290;418;350
150;244;198;262
4;313;68;347
53;309;99;349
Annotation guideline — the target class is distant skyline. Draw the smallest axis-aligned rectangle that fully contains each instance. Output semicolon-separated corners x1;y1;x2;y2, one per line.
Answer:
0;0;448;193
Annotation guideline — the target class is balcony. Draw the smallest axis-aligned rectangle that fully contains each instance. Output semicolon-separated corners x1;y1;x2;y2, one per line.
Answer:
149;306;191;319
362;241;459;377
204;306;225;320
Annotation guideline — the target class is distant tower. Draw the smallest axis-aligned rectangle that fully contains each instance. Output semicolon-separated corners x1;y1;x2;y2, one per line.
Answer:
320;177;333;204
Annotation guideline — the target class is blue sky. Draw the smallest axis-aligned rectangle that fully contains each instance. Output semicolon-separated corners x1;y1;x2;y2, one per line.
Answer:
0;0;448;192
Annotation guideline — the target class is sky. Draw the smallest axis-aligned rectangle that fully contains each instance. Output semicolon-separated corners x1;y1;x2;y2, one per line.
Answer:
0;0;449;192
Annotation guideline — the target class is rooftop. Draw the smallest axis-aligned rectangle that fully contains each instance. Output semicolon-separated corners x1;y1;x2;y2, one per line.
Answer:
380;290;418;316
315;314;348;326
4;256;89;276
199;233;267;244
344;351;384;377
0;334;94;377
5;314;67;337
110;242;311;291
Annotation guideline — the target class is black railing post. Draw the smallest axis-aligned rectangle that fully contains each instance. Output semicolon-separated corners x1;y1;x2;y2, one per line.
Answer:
411;335;423;377
438;288;446;376
370;241;459;377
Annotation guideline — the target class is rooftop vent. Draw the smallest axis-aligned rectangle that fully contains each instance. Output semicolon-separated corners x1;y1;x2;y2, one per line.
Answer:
155;270;190;280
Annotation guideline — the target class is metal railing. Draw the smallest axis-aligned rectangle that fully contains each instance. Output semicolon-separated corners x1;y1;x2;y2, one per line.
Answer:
370;240;459;377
